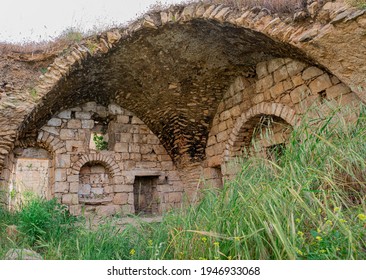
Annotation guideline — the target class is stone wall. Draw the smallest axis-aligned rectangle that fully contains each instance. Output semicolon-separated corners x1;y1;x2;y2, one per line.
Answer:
5;102;183;216
203;57;361;181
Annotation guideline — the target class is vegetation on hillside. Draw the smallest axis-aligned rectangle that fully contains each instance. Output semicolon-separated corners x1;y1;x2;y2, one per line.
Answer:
1;104;365;260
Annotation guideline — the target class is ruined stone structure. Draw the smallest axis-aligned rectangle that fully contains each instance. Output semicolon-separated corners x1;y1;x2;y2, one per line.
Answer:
0;0;365;216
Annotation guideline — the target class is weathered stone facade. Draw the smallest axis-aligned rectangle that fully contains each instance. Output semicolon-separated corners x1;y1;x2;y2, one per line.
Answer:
4;103;183;215
0;0;365;215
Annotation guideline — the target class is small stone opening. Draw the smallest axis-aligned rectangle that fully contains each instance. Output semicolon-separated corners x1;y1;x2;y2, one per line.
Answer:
250;115;292;158
78;162;113;205
133;176;159;215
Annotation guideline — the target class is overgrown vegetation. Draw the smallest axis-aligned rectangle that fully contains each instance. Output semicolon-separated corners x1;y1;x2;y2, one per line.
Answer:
1;104;365;260
204;0;307;13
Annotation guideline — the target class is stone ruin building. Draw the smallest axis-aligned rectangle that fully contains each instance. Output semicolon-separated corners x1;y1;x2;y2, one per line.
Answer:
0;1;365;216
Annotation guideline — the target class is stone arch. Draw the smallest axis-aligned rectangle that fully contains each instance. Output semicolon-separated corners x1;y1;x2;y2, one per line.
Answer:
70;154;122;178
224;102;298;160
16;131;66;156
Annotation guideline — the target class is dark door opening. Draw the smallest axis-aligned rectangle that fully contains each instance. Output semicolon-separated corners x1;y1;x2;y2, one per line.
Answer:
133;176;158;215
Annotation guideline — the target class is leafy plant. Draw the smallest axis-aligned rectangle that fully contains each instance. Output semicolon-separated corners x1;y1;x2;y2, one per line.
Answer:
93;134;108;151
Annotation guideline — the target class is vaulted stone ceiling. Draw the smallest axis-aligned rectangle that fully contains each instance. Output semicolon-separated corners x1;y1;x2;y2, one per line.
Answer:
18;19;312;164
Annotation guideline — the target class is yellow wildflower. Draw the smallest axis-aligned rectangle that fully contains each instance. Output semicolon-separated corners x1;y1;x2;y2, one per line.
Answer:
334;207;340;212
297;231;304;238
129;249;136;256
316;236;322;241
339;219;347;223
295;248;303;256
357;213;366;221
325;220;333;226
213;242;220;247
295;218;301;224
201;237;207;243
148;240;153;246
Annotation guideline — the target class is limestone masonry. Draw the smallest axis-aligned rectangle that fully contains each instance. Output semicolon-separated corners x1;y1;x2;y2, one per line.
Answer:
0;0;365;216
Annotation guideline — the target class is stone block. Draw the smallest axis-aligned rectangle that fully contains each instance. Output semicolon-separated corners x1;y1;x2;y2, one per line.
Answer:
113;193;129;205
207;155;222;167
273;66;289;83
256;61;268;79
267;58;285;73
55;169;67;182
218;121;227;132
42;126;60;135
82;102;97;112
67;119;81;129
216;131;228;143
309;74;332;94
116;115;129;124
290;85;311;104
55;182;69;193
47;118;62;127
252;93;264;104
56;154;70;168
75;112;92;120
131;116;144;124
120;133;132;143
161;161;174;171
96;205;117;216
269;82;284;99
256;75;274;93
67;175;79;182
326;83;351;100
69;182;79;193
147;135;159;145
168;192;182;203
109;104;123;114
60;129;76;140
62;194;78;205
302;67;323;80
114;185;133;193
286;60;306;76
58;110;71;119
292;75;304;87
129;143;140;153
66;141;85;153
114;143;128;152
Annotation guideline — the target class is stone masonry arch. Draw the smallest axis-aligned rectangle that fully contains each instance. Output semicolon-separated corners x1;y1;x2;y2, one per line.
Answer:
16;132;66;156
224;102;297;160
71;154;122;178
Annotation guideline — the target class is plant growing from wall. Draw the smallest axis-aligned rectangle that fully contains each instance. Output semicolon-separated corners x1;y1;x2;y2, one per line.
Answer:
93;134;108;151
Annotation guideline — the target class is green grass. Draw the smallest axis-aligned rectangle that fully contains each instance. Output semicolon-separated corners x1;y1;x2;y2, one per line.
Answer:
1;104;365;260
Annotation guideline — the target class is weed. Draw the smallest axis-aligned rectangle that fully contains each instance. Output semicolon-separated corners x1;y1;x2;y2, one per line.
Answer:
93;134;108;151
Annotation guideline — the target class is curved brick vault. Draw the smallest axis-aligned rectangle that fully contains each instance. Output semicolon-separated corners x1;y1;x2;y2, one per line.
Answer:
1;0;366;173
